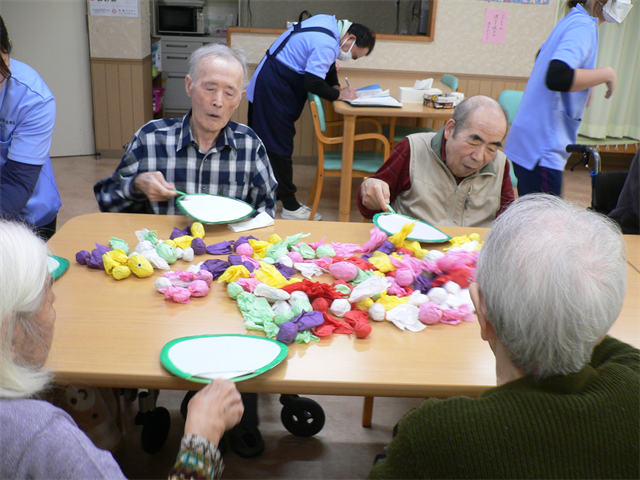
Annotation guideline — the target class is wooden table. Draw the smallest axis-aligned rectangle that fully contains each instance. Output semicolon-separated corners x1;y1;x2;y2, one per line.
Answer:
625;235;640;273
332;82;454;222
46;213;639;399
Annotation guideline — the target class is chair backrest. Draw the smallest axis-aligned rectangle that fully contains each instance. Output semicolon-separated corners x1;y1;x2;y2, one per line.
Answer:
497;90;524;125
441;74;459;92
308;93;326;133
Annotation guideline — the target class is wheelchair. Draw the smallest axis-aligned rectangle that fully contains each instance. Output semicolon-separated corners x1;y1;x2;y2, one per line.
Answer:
567;144;628;216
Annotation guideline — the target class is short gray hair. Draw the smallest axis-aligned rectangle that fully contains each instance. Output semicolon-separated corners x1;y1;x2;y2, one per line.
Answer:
0;220;52;398
187;43;249;90
451;95;508;138
476;194;627;378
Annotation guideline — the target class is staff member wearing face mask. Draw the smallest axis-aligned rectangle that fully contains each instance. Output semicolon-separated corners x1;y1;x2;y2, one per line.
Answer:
247;15;375;220
504;0;632;196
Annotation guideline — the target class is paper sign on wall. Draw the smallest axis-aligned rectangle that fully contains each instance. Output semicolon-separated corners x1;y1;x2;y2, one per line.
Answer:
89;0;139;18
482;9;508;44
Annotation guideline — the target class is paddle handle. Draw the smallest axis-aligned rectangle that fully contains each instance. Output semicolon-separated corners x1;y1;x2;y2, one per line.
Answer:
386;204;396;214
173;189;188;197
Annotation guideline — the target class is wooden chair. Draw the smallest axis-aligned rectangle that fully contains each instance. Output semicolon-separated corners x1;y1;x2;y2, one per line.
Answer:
307;93;391;221
384;74;459;149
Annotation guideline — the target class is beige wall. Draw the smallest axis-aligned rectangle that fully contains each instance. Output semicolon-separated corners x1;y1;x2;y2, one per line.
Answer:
231;0;560;78
88;0;152;59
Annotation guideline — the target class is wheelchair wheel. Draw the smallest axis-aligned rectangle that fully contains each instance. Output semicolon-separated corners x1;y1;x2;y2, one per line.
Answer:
280;395;325;437
139;406;171;454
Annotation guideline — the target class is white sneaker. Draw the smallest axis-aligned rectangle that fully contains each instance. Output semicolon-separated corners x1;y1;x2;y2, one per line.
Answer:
281;205;322;221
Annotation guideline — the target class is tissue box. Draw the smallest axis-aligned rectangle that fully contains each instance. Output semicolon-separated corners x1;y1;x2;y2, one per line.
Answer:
398;87;428;104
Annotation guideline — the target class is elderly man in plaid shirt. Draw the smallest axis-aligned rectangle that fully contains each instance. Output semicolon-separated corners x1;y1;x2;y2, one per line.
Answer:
94;43;277;459
95;44;277;218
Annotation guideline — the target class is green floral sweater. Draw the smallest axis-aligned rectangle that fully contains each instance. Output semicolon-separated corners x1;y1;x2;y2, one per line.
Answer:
368;336;639;479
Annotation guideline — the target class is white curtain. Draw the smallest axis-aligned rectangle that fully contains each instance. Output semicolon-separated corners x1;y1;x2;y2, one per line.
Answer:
579;4;640;140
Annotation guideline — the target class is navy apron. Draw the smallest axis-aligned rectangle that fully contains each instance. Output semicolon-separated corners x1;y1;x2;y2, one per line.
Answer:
250;22;335;158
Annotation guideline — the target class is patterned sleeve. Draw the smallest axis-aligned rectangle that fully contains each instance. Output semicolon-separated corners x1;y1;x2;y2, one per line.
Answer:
249;139;278;218
93;137;149;213
168;434;224;480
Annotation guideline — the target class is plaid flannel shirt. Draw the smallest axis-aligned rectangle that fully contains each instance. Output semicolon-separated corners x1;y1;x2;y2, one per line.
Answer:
94;113;277;218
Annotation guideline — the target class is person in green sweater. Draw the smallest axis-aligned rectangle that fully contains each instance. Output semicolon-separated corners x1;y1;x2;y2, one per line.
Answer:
369;193;639;479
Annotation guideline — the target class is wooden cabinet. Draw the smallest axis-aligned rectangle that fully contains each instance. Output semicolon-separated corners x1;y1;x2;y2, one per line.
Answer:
90;56;153;158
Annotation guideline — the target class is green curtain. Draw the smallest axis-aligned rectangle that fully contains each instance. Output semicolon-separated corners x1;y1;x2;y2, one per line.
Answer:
578;5;640;140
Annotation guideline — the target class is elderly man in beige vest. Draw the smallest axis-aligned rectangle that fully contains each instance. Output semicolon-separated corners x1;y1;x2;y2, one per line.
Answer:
357;95;515;227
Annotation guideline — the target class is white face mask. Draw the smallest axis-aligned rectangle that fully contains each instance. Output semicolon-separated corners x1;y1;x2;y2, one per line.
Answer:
337;38;355;62
601;0;633;24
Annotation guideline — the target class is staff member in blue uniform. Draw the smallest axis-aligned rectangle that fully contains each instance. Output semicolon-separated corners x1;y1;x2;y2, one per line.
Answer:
0;15;61;240
504;0;630;196
247;15;375;220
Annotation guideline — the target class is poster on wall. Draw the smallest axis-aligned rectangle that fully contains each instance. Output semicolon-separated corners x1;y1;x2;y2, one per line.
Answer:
484;0;550;4
88;0;139;18
482;9;509;44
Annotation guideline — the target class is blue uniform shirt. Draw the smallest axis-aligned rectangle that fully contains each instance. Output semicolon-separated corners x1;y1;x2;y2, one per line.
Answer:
247;14;340;102
504;5;598;172
0;59;61;227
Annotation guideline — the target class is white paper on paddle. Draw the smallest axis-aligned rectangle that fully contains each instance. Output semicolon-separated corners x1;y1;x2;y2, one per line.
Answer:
167;336;282;380
228;211;274;232
376;213;449;242
178;195;253;223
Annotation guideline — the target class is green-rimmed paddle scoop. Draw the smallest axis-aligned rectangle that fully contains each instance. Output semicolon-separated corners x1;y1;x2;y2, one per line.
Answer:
373;212;451;243
161;334;288;384
174;192;255;225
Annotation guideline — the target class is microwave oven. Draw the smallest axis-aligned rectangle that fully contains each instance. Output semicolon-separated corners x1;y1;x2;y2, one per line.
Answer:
156;3;205;36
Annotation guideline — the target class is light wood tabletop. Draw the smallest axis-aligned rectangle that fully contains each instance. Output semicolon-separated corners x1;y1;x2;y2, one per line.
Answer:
332;80;453;222
45;213;639;398
625;235;640;273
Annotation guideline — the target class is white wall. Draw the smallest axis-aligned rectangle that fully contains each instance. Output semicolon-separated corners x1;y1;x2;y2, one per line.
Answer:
1;0;95;157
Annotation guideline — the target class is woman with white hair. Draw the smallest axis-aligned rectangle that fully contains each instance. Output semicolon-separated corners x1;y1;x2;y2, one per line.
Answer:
0;220;243;479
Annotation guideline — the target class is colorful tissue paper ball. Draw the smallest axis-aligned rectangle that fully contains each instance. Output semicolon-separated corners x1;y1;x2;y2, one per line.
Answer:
354;322;372;339
194;269;213;286
190;222;205;239
182;247;195;262
112;265;131;280
443;280;461;295
76;250;91;265
368;303;386;322
395;269;414;287
170;226;190;240
235;243;254;256
127;255;154;278
329;261;359;282
427;287;447;305
419;302;443;325
287;251;304;264
289;290;310;303
156;243;178;264
188;279;210;297
227;282;245;299
329;299;351;318
276;322;299;344
163;285;191;304
155;277;172;290
191;237;206;256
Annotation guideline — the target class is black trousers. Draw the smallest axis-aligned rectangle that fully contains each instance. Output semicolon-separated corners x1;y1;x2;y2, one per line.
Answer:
248;102;300;210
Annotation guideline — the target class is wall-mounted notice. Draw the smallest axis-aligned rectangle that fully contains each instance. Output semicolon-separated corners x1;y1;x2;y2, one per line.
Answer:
482;8;508;44
89;0;139;18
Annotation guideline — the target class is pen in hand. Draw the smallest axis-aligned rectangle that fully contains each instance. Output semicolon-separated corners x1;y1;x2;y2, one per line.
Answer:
345;77;350;86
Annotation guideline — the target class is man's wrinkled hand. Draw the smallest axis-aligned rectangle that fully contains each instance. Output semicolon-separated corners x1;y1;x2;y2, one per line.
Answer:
133;172;177;202
361;178;392;212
